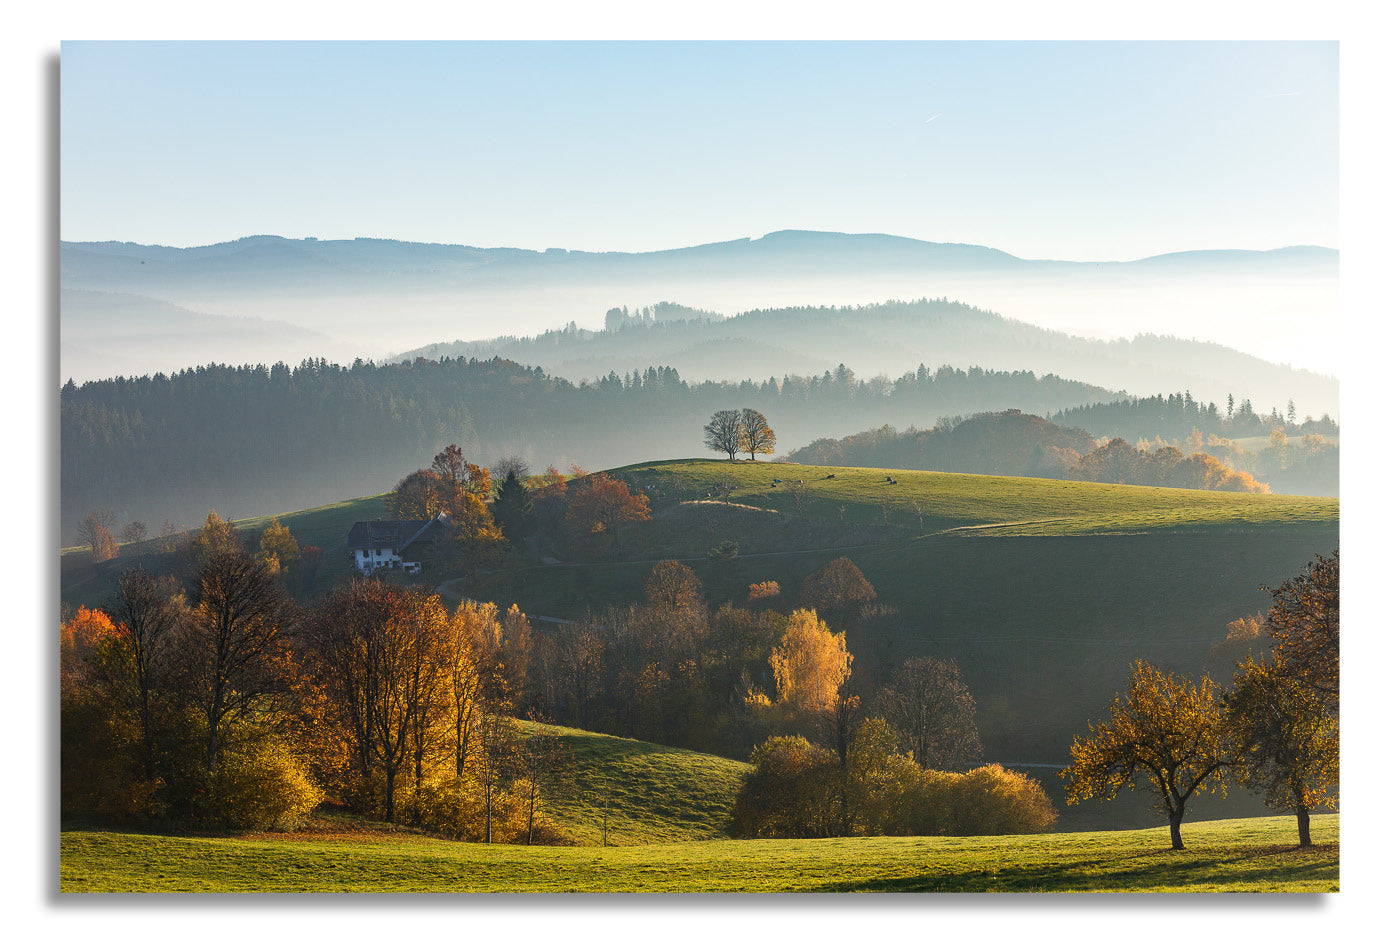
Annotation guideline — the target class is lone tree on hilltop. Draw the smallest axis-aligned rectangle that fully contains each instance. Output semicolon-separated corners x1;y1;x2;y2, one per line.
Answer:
739;408;777;460
1062;661;1228;850
703;409;742;461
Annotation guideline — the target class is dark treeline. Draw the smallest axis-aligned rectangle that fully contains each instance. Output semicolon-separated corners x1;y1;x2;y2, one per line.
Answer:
788;411;1099;478
60;356;1116;545
1050;392;1338;443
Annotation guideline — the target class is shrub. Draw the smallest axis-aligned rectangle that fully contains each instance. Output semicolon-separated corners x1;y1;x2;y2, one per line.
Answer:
944;764;1058;835
731;735;841;838
203;737;322;831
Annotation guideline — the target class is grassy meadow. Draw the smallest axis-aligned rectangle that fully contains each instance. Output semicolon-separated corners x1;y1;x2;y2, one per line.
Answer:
611;458;1338;536
517;722;749;845
59;813;1338;893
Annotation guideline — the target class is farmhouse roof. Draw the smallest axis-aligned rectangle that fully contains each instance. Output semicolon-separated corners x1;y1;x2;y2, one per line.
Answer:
347;512;450;552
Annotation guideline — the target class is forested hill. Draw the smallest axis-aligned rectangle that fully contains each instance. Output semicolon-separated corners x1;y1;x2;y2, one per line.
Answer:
392;299;1338;419
61;356;1117;545
785;406;1339;496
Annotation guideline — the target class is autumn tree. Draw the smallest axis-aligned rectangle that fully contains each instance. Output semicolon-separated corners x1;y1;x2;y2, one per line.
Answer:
516;731;574;845
703;409;743;461
306;578;444;823
392;465;505;575
258;517;301;578
60;606;145;818
1062;662;1228;850
431;443;471;484
181;549;300;773
191;510;242;563
559;618;605;730
443;490;507;579
430;444;494;497
107;568;185;781
1222;657;1338;846
77;508;117;561
739;408;776;460
441;600;491;779
643;560;706;644
731;735;842;838
877;657;982;770
769;608;853;716
390;469;454;521
1205;613;1270;682
747;581;783;611
397;590;451;809
120;520;148;555
60;606;120;700
799;557;876;630
477;707;520;843
565;472;651;556
1266;552;1339;712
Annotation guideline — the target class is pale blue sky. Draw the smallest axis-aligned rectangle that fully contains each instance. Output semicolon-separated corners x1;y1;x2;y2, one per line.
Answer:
60;40;1338;260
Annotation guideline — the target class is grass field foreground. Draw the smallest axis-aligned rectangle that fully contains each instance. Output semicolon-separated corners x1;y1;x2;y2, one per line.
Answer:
60;813;1338;893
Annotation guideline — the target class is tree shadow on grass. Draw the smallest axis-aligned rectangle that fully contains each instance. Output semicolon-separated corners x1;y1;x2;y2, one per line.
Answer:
803;844;1339;893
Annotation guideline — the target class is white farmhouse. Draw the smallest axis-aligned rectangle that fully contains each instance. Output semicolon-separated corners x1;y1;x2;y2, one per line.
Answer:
346;512;451;575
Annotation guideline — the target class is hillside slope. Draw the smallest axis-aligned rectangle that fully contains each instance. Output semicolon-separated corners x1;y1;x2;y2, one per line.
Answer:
519;722;749;845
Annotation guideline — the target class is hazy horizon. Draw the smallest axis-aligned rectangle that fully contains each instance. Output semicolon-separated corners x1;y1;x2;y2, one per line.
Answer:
61;41;1337;262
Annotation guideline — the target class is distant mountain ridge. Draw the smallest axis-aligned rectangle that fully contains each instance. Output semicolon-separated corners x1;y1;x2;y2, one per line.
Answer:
62;230;1336;275
60;230;1340;412
394;298;1338;420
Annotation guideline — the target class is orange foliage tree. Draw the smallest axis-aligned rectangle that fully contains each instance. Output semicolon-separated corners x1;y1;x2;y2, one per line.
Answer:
60;606;119;697
565;472;651;556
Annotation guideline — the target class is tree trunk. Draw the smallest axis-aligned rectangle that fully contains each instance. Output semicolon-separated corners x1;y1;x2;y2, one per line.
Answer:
1168;805;1185;850
1296;805;1312;847
207;722;221;772
384;765;397;823
485;783;493;843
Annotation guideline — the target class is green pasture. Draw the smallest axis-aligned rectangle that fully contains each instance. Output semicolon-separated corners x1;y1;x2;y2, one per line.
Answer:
59;813;1337;893
613;459;1337;537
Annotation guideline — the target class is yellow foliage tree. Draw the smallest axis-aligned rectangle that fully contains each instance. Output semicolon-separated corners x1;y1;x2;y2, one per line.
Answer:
770;608;852;715
1062;661;1228;850
258;517;300;576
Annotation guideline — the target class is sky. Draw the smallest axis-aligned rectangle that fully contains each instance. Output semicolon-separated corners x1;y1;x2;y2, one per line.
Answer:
60;40;1339;261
